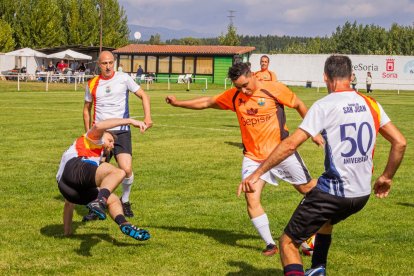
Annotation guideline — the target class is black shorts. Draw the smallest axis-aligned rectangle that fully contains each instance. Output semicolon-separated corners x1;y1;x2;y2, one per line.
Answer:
57;157;99;205
284;187;370;245
104;130;132;162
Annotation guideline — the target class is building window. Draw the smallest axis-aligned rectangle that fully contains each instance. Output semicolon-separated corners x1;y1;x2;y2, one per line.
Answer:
171;56;183;74
184;57;194;74
133;55;145;73
158;56;169;73
147;56;156;73
196;57;213;74
119;55;132;72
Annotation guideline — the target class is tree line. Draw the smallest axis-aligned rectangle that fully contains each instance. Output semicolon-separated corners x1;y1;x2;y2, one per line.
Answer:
165;21;414;56
1;2;413;57
0;0;129;52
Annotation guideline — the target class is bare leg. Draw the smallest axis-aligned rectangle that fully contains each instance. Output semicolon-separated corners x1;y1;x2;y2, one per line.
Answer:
292;179;317;195
244;179;266;218
63;200;75;236
95;162;126;193
107;193;124;220
116;153;133;178
245;179;277;253
279;233;302;267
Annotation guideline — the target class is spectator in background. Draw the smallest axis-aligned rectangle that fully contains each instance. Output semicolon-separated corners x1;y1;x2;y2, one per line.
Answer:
255;55;277;82
46;61;57;82
366;71;373;93
136;65;144;84
57;60;68;73
147;72;155;84
71;61;78;72
117;63;123;73
78;62;86;84
36;65;45;82
351;73;358;90
47;61;56;73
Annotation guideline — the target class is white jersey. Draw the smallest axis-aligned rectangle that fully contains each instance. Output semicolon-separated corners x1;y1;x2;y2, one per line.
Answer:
85;72;140;131
56;134;104;182
299;90;390;198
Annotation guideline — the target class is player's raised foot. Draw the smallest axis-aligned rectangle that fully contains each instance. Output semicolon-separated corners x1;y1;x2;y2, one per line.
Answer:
86;199;107;220
82;210;99;222
262;243;279;256
122;201;134;217
120;223;150;241
305;266;326;276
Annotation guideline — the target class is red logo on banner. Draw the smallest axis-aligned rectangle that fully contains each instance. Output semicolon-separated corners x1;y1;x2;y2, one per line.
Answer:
386;59;395;72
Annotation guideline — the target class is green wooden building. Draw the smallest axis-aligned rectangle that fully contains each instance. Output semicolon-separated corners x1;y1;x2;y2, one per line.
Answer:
113;44;255;84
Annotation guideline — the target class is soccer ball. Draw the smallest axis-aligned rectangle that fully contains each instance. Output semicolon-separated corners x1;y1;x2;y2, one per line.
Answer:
301;235;315;256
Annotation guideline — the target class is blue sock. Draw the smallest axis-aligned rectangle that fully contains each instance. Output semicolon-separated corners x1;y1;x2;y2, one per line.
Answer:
311;233;331;268
284;264;304;276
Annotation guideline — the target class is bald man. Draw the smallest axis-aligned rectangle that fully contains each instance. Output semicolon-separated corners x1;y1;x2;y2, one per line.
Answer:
83;51;153;220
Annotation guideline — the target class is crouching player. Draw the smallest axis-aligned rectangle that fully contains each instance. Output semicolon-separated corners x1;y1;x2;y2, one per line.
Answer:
56;118;150;241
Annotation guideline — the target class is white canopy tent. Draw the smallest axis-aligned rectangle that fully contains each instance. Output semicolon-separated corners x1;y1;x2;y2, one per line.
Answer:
5;47;47;58
4;47;47;74
47;49;92;60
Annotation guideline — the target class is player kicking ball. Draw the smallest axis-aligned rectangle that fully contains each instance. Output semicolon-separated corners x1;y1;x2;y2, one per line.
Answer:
56;118;150;241
166;62;324;256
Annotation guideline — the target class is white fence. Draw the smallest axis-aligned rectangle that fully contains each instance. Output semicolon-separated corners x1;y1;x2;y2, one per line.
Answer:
0;73;208;92
224;77;411;94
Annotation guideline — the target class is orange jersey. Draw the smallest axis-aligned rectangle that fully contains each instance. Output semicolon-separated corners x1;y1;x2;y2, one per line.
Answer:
255;69;277;82
213;82;296;161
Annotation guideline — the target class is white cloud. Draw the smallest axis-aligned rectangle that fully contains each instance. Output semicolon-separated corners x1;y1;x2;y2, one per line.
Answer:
119;0;414;37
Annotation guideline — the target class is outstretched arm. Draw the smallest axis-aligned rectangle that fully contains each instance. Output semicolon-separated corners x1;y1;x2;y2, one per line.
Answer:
374;122;406;198
83;101;92;132
134;88;153;129
87;118;147;141
238;128;311;196
165;95;220;110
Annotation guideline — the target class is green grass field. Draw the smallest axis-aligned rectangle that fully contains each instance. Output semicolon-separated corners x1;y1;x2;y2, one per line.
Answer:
0;81;413;275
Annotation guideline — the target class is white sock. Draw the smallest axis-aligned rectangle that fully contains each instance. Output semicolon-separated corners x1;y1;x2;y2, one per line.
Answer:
251;213;275;246
121;173;134;203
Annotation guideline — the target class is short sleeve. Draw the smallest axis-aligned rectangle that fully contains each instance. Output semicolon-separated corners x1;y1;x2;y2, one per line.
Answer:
299;102;324;137
272;82;296;108
212;88;238;111
377;102;391;127
84;84;92;102
126;74;140;93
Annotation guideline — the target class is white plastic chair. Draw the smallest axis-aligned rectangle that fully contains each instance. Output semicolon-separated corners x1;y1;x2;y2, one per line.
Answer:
177;75;185;83
184;74;192;83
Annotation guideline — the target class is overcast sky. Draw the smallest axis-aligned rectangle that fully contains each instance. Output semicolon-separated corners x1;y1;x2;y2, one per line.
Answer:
119;0;414;37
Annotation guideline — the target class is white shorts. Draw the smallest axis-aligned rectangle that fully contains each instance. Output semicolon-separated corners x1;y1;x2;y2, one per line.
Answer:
242;152;311;186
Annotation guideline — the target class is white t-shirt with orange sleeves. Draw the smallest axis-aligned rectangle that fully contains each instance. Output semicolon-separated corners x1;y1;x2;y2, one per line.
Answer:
85;72;140;131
